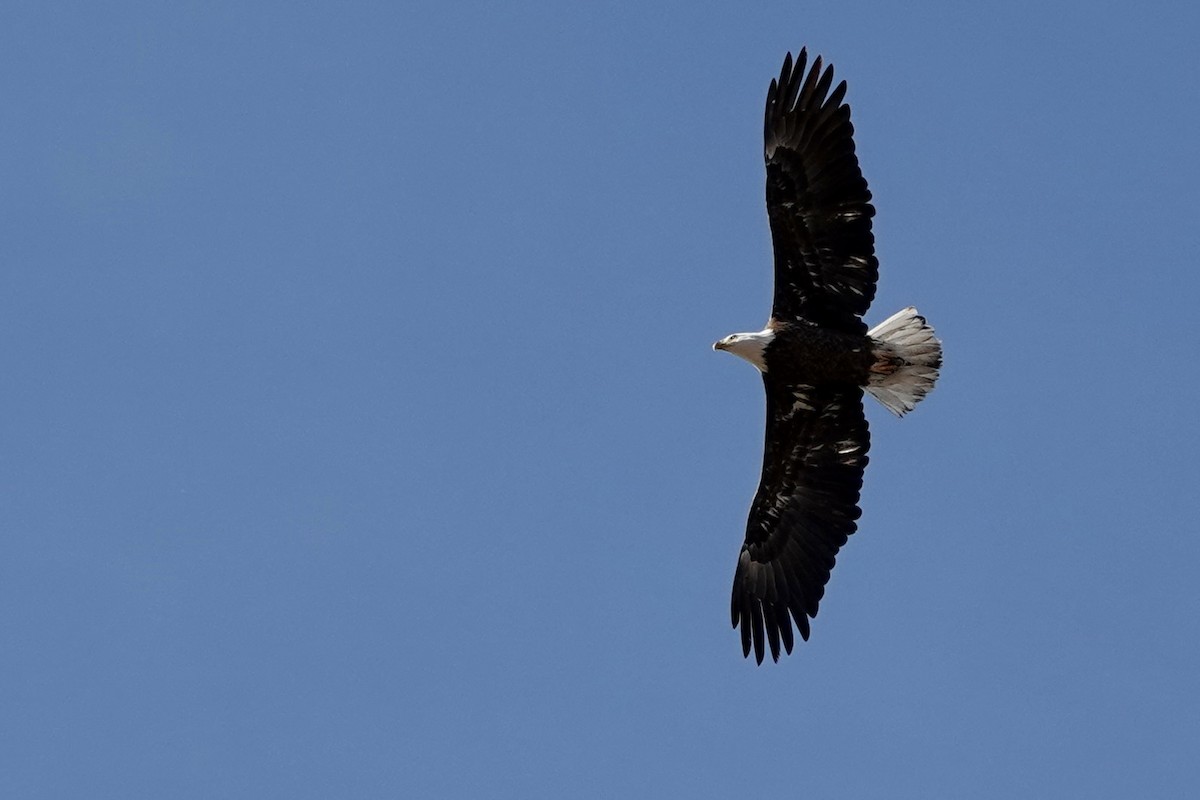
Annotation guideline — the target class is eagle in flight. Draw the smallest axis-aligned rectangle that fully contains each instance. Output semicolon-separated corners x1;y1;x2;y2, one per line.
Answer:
714;49;942;664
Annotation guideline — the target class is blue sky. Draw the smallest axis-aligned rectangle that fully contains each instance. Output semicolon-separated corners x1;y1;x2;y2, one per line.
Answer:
3;1;1198;796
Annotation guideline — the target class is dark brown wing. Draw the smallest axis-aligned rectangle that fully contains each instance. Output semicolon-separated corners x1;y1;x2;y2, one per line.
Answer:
765;49;878;333
731;380;870;663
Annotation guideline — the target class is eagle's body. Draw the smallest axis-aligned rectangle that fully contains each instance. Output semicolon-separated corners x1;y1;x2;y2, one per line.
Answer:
766;321;875;382
714;49;942;664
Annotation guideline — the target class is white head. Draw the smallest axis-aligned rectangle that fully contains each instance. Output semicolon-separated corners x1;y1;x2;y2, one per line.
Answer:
713;327;774;372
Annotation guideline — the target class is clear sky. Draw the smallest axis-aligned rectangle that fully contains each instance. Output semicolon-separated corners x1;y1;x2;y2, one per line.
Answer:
3;1;1198;797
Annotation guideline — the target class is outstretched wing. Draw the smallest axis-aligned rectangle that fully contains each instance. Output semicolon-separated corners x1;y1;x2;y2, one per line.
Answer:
731;380;870;663
765;49;878;333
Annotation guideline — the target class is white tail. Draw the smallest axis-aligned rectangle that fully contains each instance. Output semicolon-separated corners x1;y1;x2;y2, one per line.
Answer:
865;306;942;417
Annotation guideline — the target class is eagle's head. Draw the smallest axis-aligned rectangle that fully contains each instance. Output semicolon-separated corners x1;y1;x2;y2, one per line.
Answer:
713;328;774;372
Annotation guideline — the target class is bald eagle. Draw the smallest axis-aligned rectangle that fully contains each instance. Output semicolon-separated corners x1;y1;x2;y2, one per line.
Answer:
714;49;942;664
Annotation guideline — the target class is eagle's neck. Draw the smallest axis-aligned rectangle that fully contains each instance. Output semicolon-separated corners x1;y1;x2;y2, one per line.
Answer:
725;327;774;372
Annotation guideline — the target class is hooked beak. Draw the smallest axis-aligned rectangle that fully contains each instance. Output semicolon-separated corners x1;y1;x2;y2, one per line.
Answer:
713;340;728;351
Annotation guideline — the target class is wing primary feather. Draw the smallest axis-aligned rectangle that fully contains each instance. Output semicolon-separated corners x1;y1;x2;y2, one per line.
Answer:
812;62;835;112
731;581;741;628
738;600;752;657
778;606;795;655
763;560;778;604
825;79;847;113
765;607;782;662
800;56;823;112
750;601;766;665
795;606;811;641
779;51;805;113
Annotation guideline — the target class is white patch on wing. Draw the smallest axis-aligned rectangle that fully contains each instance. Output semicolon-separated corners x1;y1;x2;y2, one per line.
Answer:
780;384;816;421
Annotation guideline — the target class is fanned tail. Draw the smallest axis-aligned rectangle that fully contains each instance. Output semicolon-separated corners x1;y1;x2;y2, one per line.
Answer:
865;306;942;416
